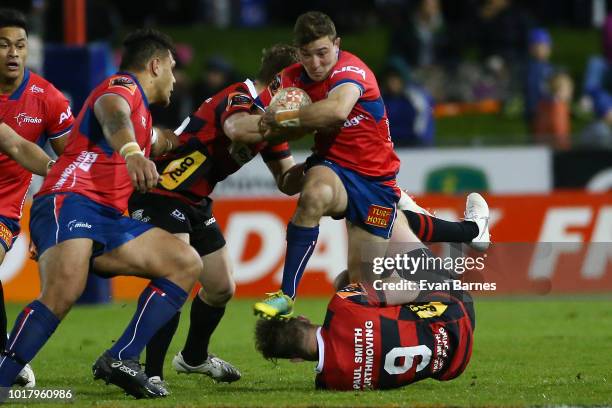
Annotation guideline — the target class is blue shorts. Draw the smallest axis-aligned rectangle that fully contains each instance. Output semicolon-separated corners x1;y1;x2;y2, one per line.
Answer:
0;215;20;252
304;155;400;239
30;192;154;258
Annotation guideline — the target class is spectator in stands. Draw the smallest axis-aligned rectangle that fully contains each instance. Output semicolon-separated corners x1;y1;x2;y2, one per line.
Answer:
523;28;554;132
580;14;612;149
192;55;236;105
388;0;455;69
533;72;573;150
381;67;435;147
473;0;532;65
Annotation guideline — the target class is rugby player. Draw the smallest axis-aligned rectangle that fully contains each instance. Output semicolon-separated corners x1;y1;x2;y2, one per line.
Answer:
0;29;202;399
130;44;301;392
254;11;490;319
0;8;73;388
255;244;475;390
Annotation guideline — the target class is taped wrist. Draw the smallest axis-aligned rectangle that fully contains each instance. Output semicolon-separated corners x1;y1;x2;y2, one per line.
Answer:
119;142;143;159
274;109;301;128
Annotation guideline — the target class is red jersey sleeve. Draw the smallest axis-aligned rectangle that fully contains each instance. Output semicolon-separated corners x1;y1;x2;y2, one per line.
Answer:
100;75;141;111
328;63;368;97
220;90;254;125
45;86;73;139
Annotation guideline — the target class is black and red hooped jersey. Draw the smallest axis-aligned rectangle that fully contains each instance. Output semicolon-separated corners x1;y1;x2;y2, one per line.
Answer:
151;79;290;204
315;284;475;390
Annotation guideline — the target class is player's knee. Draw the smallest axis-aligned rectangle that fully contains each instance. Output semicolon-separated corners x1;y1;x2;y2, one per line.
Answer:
298;183;334;217
168;244;202;285
200;279;235;306
40;279;84;319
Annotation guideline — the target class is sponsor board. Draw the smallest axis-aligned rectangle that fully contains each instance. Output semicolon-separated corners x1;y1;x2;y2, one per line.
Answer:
213;147;552;196
554;150;612;191
1;191;610;300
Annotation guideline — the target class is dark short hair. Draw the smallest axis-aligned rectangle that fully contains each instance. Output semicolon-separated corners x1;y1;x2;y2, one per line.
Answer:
119;28;175;71
294;11;336;47
255;318;311;360
0;8;28;35
257;43;299;85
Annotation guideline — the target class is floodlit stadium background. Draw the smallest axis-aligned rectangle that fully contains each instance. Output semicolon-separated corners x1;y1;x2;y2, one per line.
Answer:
0;1;610;405
1;0;609;300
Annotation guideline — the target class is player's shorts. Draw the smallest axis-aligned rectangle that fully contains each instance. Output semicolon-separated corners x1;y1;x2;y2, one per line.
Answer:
305;154;400;239
128;192;225;257
30;192;154;258
0;215;20;252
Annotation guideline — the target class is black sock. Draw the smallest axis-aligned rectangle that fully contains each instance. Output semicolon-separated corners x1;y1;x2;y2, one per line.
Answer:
181;295;225;367
404;210;479;243
0;281;5;351
145;311;180;379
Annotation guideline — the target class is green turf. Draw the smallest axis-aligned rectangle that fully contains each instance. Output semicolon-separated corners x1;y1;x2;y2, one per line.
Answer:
5;297;611;407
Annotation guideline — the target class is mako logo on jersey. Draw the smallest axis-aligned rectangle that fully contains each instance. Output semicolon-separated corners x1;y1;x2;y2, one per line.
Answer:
14;113;42;126
331;66;366;80
67;220;92;231
160;151;207;190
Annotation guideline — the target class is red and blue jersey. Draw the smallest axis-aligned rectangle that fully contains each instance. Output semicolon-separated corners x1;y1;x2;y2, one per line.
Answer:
258;51;400;178
151;80;290;204
37;72;153;212
315;284;475;390
0;69;73;220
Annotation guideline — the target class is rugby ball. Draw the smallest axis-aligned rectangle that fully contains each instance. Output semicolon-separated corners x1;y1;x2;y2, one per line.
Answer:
269;87;312;110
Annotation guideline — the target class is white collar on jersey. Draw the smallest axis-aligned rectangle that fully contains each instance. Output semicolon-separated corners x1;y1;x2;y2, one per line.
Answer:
244;78;258;99
315;327;325;373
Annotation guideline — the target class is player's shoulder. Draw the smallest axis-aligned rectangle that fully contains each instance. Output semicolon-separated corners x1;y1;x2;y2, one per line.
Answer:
332;283;370;305
221;79;257;100
337;50;371;70
280;62;304;83
329;51;374;86
24;71;63;100
100;73;140;97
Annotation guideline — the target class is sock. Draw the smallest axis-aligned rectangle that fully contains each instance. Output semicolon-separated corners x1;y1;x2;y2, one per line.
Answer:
0;281;6;352
280;222;319;299
0;300;59;386
181;295;225;367
404;210;479;243
145;311;180;379
109;278;187;361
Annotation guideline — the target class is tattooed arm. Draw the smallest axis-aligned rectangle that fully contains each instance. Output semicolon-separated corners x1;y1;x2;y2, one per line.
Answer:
93;94;159;192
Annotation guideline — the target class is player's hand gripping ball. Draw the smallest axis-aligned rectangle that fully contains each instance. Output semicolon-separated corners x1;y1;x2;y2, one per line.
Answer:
263;87;312;143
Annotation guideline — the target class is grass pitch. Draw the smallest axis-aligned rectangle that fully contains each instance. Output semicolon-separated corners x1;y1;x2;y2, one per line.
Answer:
5;297;611;407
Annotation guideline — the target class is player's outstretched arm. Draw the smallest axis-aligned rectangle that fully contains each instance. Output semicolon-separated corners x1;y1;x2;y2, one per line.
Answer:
223;111;266;143
93;94;159;193
0;122;55;176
